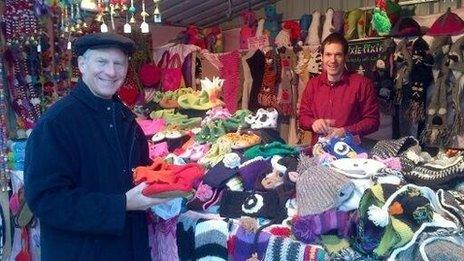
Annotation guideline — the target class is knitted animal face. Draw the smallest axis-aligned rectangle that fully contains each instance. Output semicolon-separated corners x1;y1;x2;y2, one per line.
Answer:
447;35;464;71
326;134;366;159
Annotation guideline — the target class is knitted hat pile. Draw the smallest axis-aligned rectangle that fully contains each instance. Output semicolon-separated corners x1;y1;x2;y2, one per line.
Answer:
296;165;355;216
263;235;328;261
244;141;299;159
194;219;229;261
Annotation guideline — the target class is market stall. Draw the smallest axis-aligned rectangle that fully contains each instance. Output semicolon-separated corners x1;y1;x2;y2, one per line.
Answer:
1;0;464;260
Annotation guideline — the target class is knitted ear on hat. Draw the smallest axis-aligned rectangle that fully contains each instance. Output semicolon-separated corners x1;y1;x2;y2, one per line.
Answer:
296;165;354;216
299;14;312;42
306;10;321;46
263;235;328;261
321;8;335;42
194;219;229;261
219;190;286;222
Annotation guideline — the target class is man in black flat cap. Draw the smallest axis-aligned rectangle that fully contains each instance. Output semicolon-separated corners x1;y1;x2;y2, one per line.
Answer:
24;32;165;260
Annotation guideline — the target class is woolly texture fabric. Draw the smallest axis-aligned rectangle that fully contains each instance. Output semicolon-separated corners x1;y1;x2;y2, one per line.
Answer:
202;153;241;188
219;190;286;222
194;219;229;261
263;235;327;261
405;155;464;189
220;51;241;113
244;141;299;159
187;182;223;212
414;237;464;261
238;158;272;190
296;164;354;216
292;209;355;244
369;136;418;159
232;226;271;260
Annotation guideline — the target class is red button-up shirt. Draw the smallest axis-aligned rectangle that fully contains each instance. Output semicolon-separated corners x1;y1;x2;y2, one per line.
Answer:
299;71;379;143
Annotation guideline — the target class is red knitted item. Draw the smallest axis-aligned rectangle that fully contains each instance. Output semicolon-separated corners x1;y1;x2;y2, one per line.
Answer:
220;51;241;113
427;9;464;36
142;163;205;197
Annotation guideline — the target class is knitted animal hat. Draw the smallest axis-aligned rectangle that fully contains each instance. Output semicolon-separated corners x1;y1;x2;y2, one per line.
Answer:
356;183;457;259
263;235;328;261
369;136;418;159
325;134;366;159
219;190;286;222
202;152;242;189
245;108;279;129
194;219;229;261
296;164;354;216
404;154;464;189
243;141;299;159
390;17;422;37
299;14;312;42
406;37;433;123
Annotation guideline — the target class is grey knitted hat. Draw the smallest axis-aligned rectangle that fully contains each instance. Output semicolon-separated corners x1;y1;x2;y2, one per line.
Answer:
414;237;464;261
296;164;355;216
369;136;418;159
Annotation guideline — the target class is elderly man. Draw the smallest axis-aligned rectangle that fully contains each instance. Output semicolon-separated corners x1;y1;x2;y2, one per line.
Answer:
24;33;165;260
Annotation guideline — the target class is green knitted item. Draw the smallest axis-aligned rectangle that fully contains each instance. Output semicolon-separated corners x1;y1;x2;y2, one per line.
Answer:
243;141;299;159
321;235;350;254
372;8;392;36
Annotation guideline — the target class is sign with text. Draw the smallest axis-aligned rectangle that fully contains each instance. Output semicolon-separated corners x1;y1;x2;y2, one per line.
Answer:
346;38;388;80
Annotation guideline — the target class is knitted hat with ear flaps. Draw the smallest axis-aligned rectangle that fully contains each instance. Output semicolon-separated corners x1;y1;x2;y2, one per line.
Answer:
369;136;418;159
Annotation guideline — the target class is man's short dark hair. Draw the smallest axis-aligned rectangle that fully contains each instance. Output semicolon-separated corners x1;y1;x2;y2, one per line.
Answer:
321;33;349;55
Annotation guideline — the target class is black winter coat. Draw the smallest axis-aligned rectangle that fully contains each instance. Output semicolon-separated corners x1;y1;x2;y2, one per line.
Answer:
24;79;151;261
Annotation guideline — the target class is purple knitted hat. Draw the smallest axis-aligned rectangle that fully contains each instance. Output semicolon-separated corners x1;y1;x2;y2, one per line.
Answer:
232;226;271;260
238;158;273;190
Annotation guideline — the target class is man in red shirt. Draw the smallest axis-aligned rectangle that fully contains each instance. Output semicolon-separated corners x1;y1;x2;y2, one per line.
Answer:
299;33;379;144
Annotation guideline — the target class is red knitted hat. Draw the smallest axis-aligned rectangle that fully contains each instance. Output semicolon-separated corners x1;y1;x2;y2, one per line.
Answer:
427;8;464;36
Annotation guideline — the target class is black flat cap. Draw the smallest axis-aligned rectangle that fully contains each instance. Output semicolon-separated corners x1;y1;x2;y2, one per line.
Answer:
73;32;136;56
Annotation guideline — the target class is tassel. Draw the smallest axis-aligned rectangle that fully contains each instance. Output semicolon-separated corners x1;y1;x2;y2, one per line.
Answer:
372;8;391;36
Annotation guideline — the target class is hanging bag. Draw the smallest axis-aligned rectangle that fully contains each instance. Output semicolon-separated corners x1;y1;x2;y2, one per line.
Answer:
161;53;184;92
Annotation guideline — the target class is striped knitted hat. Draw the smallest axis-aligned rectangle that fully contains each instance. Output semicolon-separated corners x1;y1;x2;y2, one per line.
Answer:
404;154;464;189
194;219;229;261
263;235;327;261
369;136;418;159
